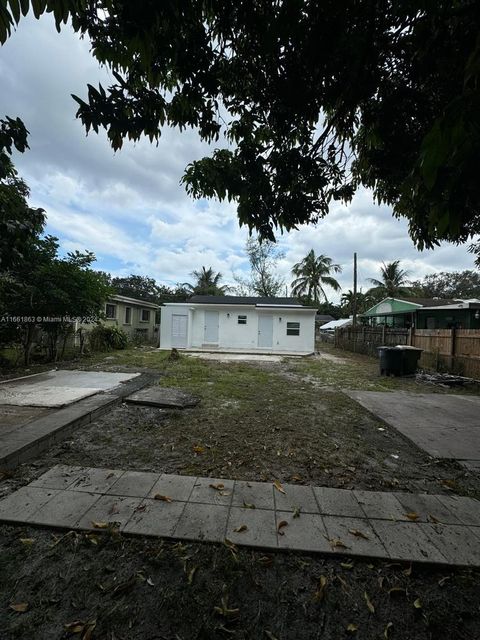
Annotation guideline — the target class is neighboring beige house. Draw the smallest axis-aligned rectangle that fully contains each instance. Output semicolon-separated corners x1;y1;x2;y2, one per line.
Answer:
103;295;159;342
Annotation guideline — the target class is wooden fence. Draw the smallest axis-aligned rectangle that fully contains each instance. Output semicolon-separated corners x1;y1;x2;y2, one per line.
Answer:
335;326;480;379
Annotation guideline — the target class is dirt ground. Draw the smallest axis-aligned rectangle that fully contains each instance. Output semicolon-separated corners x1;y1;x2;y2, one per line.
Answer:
1;345;479;639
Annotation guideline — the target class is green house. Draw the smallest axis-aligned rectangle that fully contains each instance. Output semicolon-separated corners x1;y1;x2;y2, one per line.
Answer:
362;297;480;330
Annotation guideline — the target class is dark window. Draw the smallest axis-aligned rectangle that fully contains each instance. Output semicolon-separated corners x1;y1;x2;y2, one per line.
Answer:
124;307;132;324
141;309;150;322
238;315;247;325
286;321;300;336
105;303;116;319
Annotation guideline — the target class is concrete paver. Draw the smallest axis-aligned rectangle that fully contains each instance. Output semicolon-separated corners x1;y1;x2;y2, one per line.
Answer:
273;484;319;513
124;499;186;537
227;507;277;548
276;512;330;553
314;487;364;518
322;516;388;558
1;466;480;567
174;503;229;542
148;474;197;502
231;480;274;510
107;471;160;498
354;490;409;521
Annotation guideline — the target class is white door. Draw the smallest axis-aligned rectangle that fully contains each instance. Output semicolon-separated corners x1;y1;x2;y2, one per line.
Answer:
258;315;273;348
204;311;219;343
171;314;188;348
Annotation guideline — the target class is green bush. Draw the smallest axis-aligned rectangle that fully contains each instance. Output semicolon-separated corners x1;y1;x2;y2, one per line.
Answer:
88;325;128;352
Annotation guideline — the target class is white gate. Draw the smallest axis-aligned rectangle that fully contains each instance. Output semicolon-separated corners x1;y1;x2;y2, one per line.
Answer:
171;314;188;348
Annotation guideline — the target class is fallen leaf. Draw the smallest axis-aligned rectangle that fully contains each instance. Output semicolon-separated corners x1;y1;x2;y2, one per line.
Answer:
214;597;240;619
293;507;301;519
438;576;451;587
314;575;328;602
108;503;120;515
264;631;279;640
273;480;286;494
340;562;354;569
243;501;256;509
85;533;99;545
64;620;85;633
193;446;205;454
348;529;369;540
290;474;303;483
146;577;155;587
258;556;273;567
346;623;358;634
405;512;420;521
403;564;412;576
364;591;375;614
378;576;385;589
384;622;393;639
328;537;350;550
83;620;96;640
9;603;28;613
209;483;225;491
153;494;173;503
336;575;349;593
91;521;109;529
19;538;35;546
389;587;406;597
277;520;288;535
413;598;422;609
234;525;248;533
187;566;197;585
428;514;440;524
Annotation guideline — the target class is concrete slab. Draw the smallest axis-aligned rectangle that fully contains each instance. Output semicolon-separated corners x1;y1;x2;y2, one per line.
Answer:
186;353;285;362
106;471;160;498
29;490;100;528
76;495;142;531
0;370;140;408
174;503;229;542
370;520;447;563
124;498;186;537
435;495;480;527
231;480;274;510
126;386;199;409
346;390;480;463
226;506;277;548
275;512;330;553
69;467;124;494
314;487;365;518
148;474;197;502
322;516;388;558
0;486;59;522
419;524;480;565
0;405;51;435
393;492;462;525
30;465;89;490
354;490;411;521
273;484;319;514
188;477;234;506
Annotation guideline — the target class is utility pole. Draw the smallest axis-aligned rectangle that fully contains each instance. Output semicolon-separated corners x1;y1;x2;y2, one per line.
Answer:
352;252;357;328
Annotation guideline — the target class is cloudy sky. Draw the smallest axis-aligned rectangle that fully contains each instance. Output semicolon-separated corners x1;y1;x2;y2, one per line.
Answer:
1;15;477;302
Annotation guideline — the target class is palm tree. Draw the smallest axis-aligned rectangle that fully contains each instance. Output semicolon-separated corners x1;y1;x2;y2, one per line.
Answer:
340;289;373;315
183;266;229;296
290;250;342;304
367;261;411;299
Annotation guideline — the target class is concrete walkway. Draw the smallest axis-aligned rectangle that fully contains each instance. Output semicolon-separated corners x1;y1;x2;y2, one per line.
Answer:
346;390;480;470
1;466;480;566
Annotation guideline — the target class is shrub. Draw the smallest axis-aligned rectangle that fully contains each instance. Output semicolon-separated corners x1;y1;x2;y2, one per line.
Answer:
88;325;128;351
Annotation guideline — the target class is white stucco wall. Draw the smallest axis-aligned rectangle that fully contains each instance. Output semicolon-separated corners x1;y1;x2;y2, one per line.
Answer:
160;304;316;353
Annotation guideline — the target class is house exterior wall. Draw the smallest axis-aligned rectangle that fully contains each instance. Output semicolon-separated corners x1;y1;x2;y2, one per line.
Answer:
416;309;480;330
160;304;316;353
104;301;158;342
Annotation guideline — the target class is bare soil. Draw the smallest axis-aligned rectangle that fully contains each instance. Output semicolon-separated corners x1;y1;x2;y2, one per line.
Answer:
1;346;479;639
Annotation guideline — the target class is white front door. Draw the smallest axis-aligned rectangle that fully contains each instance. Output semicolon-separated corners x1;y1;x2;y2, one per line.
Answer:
171;314;188;348
258;315;273;348
204;310;219;343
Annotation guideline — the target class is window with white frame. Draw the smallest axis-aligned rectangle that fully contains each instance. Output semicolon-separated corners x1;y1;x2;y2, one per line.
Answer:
124;307;132;324
105;303;116;319
238;315;247;325
140;308;151;322
286;321;300;336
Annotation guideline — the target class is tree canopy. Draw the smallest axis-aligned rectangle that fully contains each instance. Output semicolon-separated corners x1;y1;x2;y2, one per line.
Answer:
367;261;411;299
1;1;479;248
183;266;228;296
409;270;480;300
234;237;285;297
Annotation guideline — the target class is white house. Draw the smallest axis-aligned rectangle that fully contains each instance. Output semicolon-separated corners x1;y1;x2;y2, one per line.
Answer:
159;295;317;354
